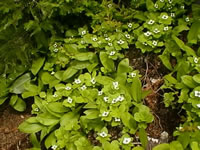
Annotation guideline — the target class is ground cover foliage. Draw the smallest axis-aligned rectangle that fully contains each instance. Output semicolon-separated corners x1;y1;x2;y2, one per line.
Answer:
0;0;200;149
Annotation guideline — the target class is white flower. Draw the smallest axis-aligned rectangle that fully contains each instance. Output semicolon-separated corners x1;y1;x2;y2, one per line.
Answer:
168;0;173;3
53;94;58;97
113;81;119;89
151;138;159;143
34;108;39;112
111;98;118;104
117;40;124;45
53;43;57;47
103;97;109;102
148;20;155;25
164;26;169;31
197;104;200;108
67;97;73;103
108;42;113;46
116;95;124;102
53;48;58;52
105;37;111;41
108;4;112;8
81;30;86;35
75;78;81;84
98;90;103;96
91;78;96;84
51;145;58;150
171;13;175;17
102;111;109;117
51;71;55;75
162;15;169;19
152;41;157;46
185;17;190;22
154;4;158;8
181;5;185;9
143;42;148;46
197;126;200;130
194;57;199;63
123;137;131;144
109;51;116;56
128;23;132;28
153;28;160;34
144;31;152;37
125;34;130;39
168;6;172;10
130;72;136;77
92;37;98;41
160;0;164;2
65;86;71;90
179;126;183;130
99;131;107;137
195;91;200;97
114;118;120;122
81;85;87;90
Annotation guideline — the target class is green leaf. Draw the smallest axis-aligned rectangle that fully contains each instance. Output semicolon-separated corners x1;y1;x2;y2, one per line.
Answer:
193;74;200;84
132;147;144;150
83;109;99;119
190;141;200;150
10;73;31;94
169;141;183;150
100;52;115;72
134;105;154;123
19;121;44;133
159;54;173;70
31;57;45;75
12;97;26;112
63;67;78;80
187;21;200;44
131;76;142;102
181;75;198;88
71;60;91;70
30;133;40;148
139;128;148;149
153;143;170;150
45;132;56;149
48;102;69;113
0;97;7;105
73;52;95;61
9;95;18;106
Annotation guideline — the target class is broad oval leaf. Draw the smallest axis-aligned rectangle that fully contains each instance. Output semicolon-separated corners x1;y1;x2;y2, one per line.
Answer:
193;74;200;84
31;57;45;75
19;121;44;133
181;75;198;88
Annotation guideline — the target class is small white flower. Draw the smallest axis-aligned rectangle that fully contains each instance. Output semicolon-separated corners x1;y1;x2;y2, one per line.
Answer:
111;98;118;104
185;17;190;22
34;108;39;112
181;5;185;9
53;48;58;52
75;78;81;84
125;34;130;39
113;81;119;89
163;26;169;31
53;94;58;97
102;111;109;117
117;40;124;45
168;0;173;3
162;15;169;19
143;42;148;46
128;23;132;28
160;0;164;2
51;145;58;150
197;104;200;108
197;126;200;130
105;37;111;41
123;137;131;144
153;28;160;34
81;30;86;35
98;90;103;96
81;40;85;44
109;51;116;56
108;42;113;46
92;37;98;41
154;4;158;8
53;43;57;47
99;131;107;137
148;20;155;25
65;86;71;90
179;126;183;130
130;72;136;77
151;138;159;143
168;6;172;10
51;71;55;75
144;31;152;37
108;3;112;8
67;97;73;103
171;13;175;17
91;78;96;84
81;85;87;90
152;41;158;46
195;91;200;97
117;95;124;102
114;118;120;122
103;97;109;102
194;57;199;63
